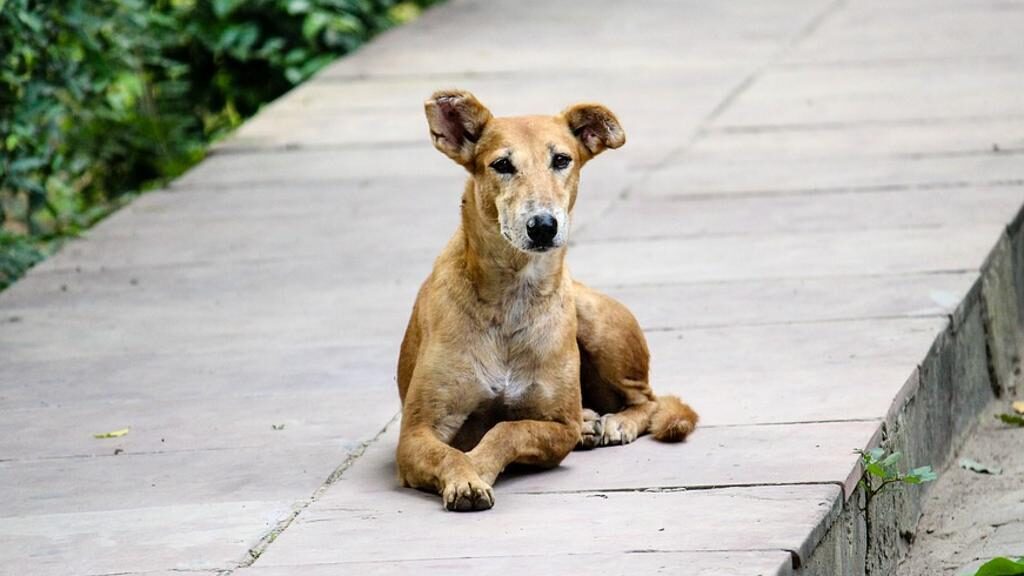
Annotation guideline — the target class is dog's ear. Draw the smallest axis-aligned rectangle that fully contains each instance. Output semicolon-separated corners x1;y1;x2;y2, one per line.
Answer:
562;103;626;161
425;90;493;167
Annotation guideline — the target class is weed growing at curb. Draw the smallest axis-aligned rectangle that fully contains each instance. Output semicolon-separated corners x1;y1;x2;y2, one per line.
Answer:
855;448;937;505
854;448;937;574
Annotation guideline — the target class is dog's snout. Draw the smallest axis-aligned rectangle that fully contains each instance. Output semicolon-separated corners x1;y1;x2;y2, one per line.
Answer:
526;213;558;247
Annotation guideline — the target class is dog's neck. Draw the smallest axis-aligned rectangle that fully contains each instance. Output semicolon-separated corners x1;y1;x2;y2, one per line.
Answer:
458;180;566;304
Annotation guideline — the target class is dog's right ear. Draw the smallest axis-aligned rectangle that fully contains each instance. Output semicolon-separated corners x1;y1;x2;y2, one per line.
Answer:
425;90;493;167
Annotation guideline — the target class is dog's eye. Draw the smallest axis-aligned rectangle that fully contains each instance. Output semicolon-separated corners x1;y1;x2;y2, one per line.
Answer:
551;153;572;170
490;157;516;175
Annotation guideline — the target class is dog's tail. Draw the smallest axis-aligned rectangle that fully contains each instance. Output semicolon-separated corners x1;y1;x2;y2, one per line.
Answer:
650;395;699;442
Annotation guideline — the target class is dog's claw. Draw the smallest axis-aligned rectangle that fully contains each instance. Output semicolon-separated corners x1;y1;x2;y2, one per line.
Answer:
578;408;603;450
599;413;639;446
442;477;494;512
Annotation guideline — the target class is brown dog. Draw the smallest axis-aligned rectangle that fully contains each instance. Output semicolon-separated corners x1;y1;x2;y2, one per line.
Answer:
396;90;698;511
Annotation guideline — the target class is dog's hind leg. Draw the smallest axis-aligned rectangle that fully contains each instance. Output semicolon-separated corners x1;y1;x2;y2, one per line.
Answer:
574;281;698;447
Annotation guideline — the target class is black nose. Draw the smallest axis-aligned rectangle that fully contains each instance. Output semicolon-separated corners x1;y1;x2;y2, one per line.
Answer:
526;213;558;246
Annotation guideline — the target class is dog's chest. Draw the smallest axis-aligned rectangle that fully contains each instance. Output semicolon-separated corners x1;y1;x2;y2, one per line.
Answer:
471;334;536;402
470;281;556;403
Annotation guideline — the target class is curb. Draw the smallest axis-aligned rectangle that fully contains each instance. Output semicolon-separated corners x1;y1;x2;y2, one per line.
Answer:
796;206;1024;575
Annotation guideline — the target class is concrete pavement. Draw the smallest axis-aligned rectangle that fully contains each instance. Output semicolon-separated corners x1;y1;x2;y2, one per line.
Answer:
2;0;1024;574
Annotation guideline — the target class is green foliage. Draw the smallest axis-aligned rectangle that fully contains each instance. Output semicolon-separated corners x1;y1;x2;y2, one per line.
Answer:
855;447;937;500
1;0;436;289
972;557;1024;576
997;413;1024;427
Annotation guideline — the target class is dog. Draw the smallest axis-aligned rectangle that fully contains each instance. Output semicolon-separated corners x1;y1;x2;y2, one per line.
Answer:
396;90;699;511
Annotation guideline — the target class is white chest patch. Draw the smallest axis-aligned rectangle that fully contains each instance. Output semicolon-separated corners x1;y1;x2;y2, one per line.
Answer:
471;341;535;402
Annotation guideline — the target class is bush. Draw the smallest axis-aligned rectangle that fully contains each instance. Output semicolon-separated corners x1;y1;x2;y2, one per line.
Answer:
0;0;435;289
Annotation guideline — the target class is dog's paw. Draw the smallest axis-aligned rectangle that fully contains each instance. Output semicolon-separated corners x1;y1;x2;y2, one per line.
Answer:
578;408;603;450
442;476;494;512
599;413;639;446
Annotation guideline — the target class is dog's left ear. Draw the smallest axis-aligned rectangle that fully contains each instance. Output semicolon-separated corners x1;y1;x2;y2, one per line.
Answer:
562;103;626;161
425;90;493;168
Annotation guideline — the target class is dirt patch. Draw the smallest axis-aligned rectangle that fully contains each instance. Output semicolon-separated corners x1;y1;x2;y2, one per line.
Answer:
897;400;1024;575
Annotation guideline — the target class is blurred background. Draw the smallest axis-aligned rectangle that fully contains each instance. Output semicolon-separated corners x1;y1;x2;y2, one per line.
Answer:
0;0;438;289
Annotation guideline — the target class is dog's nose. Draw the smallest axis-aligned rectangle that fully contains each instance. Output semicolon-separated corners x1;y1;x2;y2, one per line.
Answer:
526;213;558;246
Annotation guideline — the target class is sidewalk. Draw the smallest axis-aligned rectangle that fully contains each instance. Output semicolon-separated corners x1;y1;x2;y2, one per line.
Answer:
2;0;1023;574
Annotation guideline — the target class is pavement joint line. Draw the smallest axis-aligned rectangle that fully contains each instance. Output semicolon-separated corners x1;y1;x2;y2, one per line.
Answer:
697;417;883;430
777;53;1024;70
708;113;1024;134
317;64;757;83
573;223;981;246
892;147;1024;160
164;174;1024;197
640;312;950;333
240;547;799;570
198;138;1024;160
209;139;424;156
228;411;400;573
509;480;844;496
639;178;1024;202
0;442;366;466
0;445;267;465
590;269;979;290
85;570;223;576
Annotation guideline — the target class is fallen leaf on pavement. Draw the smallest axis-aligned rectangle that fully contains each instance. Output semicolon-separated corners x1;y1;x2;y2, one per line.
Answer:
959;458;1002;475
1012;401;1024;415
93;428;130;439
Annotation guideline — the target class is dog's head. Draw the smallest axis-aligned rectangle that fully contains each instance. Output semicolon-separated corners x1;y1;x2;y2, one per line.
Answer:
425;89;625;254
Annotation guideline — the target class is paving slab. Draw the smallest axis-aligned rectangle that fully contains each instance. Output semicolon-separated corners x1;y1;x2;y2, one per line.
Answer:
1;445;344;516
577;188;1024;242
605;272;974;329
781;0;1024;64
0;391;398;459
648;317;946;426
571;226;1002;286
713;59;1024;128
643;152;1024;197
320;0;828;78
257;470;839;569
699;120;1024;158
0;501;292;576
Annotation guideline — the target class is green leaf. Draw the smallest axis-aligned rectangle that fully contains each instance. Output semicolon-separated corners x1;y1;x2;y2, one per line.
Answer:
286;0;312;14
973;556;1024;576
212;0;246;18
865;462;887;479
880;451;902;470
997;413;1024;427
909;466;937;483
16;10;43;33
866;447;885;462
302;11;331;41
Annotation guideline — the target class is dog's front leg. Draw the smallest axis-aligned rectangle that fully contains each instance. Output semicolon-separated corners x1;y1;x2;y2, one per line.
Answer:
466;419;580;485
397;423;495;511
